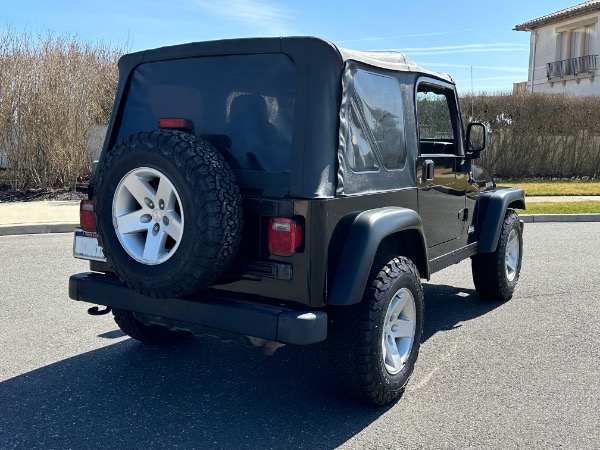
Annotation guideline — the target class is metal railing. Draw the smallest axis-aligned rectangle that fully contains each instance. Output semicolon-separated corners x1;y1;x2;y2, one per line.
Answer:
546;54;598;79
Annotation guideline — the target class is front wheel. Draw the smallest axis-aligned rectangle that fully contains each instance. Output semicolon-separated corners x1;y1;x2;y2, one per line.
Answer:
472;209;523;301
328;256;424;406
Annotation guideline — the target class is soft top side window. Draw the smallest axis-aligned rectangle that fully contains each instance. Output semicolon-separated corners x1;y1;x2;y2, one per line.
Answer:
346;69;407;172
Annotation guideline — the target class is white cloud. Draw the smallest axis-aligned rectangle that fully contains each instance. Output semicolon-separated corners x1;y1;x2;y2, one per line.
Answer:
457;85;514;93
420;62;528;74
191;0;291;34
388;43;529;57
336;30;479;43
455;75;525;83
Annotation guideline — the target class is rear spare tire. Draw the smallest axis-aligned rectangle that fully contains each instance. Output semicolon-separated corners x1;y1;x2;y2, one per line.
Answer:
95;130;242;298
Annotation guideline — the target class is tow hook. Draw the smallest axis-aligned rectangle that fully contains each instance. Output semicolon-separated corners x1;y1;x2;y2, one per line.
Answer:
87;306;112;316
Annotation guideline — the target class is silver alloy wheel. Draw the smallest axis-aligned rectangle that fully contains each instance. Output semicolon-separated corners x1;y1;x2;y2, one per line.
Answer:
382;287;417;375
505;228;520;282
112;167;184;265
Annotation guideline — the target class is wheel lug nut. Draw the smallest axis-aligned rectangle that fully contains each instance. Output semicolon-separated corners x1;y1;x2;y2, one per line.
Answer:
153;223;159;231
159;200;165;210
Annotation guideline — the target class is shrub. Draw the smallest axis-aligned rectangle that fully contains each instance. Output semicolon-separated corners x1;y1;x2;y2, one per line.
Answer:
461;92;600;179
2;33;598;191
0;27;122;190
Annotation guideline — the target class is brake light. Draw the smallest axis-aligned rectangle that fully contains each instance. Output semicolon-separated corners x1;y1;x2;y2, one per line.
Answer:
80;200;96;232
158;118;195;133
268;218;302;257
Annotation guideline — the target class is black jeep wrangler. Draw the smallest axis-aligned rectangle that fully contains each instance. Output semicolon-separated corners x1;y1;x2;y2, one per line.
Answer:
69;37;525;405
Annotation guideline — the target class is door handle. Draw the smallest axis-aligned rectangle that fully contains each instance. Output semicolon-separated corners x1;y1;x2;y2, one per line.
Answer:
423;160;434;182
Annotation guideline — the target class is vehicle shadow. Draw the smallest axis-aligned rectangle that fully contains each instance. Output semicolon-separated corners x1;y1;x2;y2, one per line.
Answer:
421;283;505;343
0;285;503;449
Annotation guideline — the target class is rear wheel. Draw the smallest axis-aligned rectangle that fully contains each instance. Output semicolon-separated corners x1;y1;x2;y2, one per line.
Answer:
112;166;185;265
472;209;523;300
112;309;191;346
328;256;424;405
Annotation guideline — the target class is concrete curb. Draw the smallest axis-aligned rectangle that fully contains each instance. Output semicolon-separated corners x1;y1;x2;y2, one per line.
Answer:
520;214;600;223
1;214;599;237
0;223;78;237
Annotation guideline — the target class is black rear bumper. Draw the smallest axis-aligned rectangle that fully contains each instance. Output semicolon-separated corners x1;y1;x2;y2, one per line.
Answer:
69;273;327;345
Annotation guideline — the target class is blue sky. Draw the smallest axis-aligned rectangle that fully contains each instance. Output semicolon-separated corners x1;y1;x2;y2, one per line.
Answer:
2;0;582;93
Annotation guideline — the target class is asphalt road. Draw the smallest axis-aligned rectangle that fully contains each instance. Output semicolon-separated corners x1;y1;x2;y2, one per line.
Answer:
1;224;599;449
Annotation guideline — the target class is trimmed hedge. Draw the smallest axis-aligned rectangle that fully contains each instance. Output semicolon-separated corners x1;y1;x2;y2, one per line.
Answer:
461;93;600;179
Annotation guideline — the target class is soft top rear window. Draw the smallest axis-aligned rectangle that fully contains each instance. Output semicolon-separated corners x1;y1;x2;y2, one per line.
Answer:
116;54;296;178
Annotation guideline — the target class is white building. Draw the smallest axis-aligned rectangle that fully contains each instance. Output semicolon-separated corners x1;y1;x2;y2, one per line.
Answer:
515;1;600;95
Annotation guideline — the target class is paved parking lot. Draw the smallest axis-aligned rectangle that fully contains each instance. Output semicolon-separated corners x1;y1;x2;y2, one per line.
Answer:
1;223;599;449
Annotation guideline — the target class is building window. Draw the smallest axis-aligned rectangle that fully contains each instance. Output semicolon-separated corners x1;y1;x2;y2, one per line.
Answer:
548;20;598;79
584;26;593;55
556;32;568;61
556;25;593;60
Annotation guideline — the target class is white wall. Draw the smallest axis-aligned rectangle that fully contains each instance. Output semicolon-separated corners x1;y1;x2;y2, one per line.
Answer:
88;125;108;163
0;125;107;170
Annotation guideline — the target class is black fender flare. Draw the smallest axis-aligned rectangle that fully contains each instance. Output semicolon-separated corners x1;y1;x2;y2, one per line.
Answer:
477;188;526;253
328;207;428;306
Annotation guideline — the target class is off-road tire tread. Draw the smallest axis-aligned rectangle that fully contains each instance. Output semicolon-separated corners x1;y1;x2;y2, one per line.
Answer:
95;130;242;298
471;209;521;301
328;256;423;406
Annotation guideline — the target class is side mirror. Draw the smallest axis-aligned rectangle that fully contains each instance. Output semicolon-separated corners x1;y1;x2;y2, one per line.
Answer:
466;122;487;159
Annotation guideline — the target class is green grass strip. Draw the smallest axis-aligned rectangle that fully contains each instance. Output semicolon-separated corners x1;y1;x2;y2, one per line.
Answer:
525;201;600;215
497;179;600;196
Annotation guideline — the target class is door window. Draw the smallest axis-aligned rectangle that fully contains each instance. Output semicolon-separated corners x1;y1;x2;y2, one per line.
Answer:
416;85;457;155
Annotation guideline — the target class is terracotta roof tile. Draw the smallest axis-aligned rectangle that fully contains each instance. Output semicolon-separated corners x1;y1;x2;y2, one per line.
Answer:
514;1;600;31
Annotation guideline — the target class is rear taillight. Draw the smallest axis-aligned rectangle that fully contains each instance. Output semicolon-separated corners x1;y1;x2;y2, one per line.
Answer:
80;200;96;232
268;218;302;257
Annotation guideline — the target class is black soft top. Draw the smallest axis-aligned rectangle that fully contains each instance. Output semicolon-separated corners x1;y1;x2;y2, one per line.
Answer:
118;36;453;84
98;37;454;199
